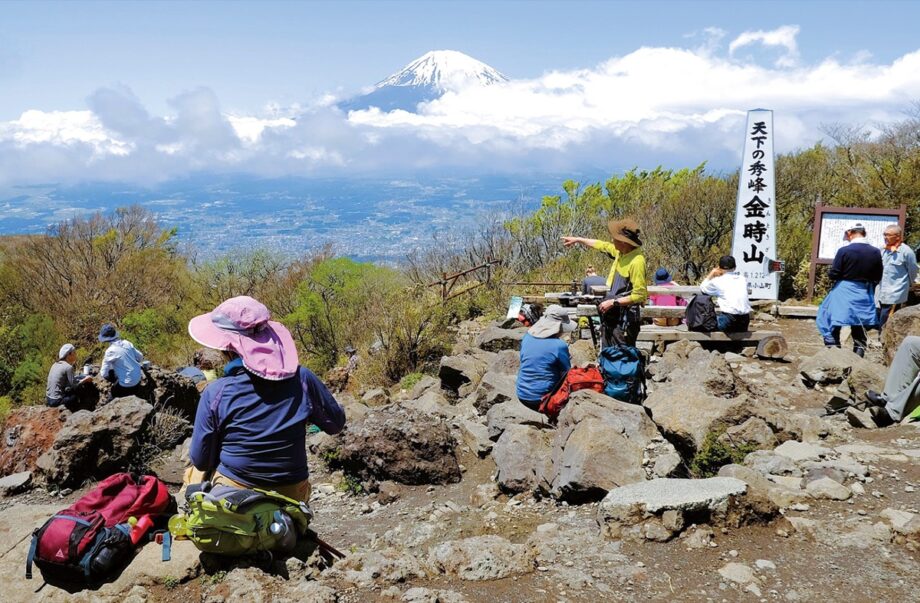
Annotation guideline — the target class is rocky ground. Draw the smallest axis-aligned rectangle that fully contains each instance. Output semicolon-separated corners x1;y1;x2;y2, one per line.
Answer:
1;314;918;602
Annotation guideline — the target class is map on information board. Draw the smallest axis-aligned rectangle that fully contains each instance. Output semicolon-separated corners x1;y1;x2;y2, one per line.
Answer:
817;212;900;261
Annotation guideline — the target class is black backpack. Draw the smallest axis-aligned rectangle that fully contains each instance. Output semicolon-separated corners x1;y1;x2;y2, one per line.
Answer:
685;294;718;332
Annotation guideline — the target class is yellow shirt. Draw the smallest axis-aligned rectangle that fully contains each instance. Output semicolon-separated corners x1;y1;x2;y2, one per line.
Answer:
590;241;648;304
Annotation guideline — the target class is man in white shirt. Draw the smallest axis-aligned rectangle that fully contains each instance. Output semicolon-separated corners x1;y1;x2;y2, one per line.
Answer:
98;323;145;400
699;255;753;333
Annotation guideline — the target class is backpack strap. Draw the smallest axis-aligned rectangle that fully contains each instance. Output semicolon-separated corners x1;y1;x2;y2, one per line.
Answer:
25;530;39;579
205;382;228;477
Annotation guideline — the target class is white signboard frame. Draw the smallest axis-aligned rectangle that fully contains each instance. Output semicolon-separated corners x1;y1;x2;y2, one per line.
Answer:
806;204;906;299
731;109;778;300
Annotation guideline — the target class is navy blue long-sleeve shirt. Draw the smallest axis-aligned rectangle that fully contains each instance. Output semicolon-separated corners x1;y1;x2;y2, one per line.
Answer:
828;240;883;284
190;359;346;486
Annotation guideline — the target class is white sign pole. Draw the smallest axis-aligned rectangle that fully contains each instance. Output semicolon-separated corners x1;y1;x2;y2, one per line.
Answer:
731;109;778;300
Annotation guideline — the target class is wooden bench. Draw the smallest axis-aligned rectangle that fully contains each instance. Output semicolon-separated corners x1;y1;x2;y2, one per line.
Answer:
575;305;787;358
637;326;788;358
774;305;819;318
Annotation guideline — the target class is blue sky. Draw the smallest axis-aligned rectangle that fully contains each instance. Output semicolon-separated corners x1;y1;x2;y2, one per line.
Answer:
3;0;919;117
2;0;920;184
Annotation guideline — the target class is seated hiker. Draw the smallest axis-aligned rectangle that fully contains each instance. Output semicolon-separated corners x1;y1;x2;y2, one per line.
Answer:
562;218;648;347
515;304;574;411
46;343;91;410
183;295;346;503
861;335;920;427
816;223;882;357
648;267;687;327
178;348;221;392
98;323;145;400
581;265;607;295
699;256;752;333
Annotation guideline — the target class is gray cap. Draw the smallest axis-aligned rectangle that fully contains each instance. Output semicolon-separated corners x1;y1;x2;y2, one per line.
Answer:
528;304;576;338
58;343;76;360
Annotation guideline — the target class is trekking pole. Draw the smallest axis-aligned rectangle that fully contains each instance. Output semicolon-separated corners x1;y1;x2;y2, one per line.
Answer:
305;529;345;560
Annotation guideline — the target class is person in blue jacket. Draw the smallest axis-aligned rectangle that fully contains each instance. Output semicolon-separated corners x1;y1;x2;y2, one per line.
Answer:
516;304;575;410
184;295;346;503
816;223;883;357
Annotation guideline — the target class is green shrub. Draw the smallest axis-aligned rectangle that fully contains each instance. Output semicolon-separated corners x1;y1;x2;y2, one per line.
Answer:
0;395;12;425
689;429;760;478
399;372;425;391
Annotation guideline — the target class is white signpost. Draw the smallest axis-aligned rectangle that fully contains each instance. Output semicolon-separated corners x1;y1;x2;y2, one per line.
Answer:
731;109;778;300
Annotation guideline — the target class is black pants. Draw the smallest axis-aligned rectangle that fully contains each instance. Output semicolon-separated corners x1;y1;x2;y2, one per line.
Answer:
108;382;141;401
878;304;898;328
828;325;868;357
601;305;641;348
717;312;751;333
47;394;79;411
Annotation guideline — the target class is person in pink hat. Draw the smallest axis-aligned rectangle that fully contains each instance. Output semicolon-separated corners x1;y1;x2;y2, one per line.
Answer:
183;296;346;502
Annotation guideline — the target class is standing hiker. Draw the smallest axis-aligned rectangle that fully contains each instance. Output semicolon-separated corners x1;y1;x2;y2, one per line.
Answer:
581;265;607;295
98;323;145;400
184;296;346;503
816;223;882;357
562;218;648;346
877;224;918;328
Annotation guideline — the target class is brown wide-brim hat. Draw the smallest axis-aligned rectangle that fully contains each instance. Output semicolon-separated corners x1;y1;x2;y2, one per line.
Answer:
607;218;643;247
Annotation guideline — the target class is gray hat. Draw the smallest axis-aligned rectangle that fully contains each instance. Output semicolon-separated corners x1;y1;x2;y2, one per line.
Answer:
58;343;76;360
528;305;576;338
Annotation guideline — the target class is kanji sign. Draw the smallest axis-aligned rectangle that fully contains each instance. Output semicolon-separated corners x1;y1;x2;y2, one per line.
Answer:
731;110;778;300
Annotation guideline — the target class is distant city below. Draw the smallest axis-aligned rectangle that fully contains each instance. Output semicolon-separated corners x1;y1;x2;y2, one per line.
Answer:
0;174;591;263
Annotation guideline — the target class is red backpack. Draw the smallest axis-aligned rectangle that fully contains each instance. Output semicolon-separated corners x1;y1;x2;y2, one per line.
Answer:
538;366;605;420
26;473;175;584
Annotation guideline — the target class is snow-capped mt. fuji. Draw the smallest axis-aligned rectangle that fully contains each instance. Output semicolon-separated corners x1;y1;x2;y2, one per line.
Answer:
340;50;508;113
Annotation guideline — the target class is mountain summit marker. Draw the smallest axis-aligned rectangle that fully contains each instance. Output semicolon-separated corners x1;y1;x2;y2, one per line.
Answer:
731;109;778;301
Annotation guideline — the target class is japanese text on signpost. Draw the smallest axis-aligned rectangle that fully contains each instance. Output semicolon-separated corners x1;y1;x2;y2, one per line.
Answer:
731;109;777;300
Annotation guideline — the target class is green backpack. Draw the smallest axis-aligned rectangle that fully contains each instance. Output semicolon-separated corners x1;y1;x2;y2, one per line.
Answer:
174;484;313;556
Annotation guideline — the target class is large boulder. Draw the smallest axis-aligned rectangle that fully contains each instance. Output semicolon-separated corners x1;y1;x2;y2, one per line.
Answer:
492;424;552;493
475;326;526;352
361;387;390;407
548;390;681;502
645;384;749;459
438;354;488;396
485;401;548;440
798;347;862;386
597;477;777;542
402;389;456;420
428;535;537;581
35;396;154;487
882;304;920;364
0;406;66;477
473;371;518;414
485;350;520;375
325;406;461;485
137;364;202;419
569;339;596;367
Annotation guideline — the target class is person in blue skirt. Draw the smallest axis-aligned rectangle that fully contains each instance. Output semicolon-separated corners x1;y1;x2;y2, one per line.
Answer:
816;223;883;357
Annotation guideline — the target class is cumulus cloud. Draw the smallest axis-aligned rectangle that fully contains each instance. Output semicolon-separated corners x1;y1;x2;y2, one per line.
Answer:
1;27;919;185
729;25;800;67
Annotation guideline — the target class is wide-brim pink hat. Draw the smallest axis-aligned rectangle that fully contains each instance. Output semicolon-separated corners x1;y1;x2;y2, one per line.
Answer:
188;296;298;381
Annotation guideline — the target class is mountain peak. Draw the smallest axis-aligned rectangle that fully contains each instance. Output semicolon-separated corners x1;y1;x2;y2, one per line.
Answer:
375;50;508;92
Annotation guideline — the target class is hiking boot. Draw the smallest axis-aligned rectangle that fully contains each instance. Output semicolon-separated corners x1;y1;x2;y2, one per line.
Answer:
868;405;894;427
865;390;887;407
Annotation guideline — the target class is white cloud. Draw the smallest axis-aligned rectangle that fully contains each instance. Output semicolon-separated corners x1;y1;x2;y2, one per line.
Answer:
729;25;800;67
1;29;920;185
